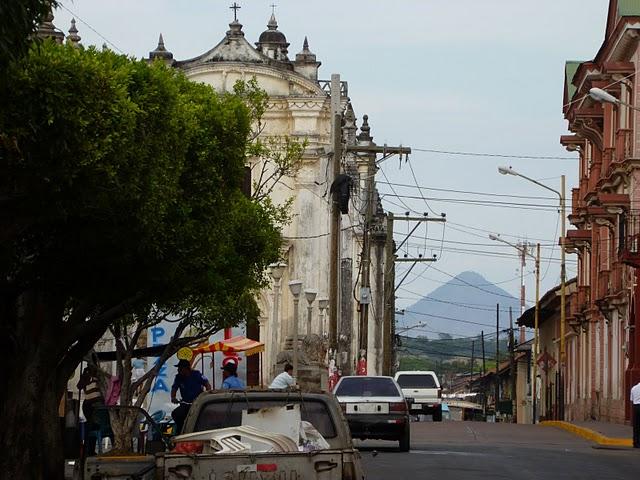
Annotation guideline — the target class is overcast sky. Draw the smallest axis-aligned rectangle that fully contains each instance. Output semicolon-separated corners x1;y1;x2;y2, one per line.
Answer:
53;1;609;319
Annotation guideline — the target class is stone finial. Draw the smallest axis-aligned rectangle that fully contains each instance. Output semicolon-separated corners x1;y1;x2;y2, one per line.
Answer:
36;9;65;44
149;33;174;62
67;18;81;46
357;115;373;143
268;13;278;30
227;20;245;38
342;102;357;145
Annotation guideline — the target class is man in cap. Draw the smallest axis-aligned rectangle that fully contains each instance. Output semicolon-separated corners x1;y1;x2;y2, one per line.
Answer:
170;359;211;434
221;362;245;390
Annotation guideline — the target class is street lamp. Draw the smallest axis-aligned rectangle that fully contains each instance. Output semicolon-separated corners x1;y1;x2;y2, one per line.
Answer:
588;87;640;112
317;297;329;337
304;289;318;335
498;166;566;420
489;234;541;423
288;280;303;380
269;262;287;378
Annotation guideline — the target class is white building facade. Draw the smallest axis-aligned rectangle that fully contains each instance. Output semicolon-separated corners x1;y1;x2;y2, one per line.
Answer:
149;13;392;384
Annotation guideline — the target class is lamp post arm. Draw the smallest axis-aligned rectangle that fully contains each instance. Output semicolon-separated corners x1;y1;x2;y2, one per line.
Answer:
513;172;562;201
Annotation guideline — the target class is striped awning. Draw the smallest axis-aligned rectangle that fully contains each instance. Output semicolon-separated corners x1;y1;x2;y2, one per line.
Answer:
192;336;265;357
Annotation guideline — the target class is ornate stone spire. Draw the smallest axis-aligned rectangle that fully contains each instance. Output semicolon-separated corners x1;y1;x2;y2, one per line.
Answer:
36;10;65;44
342;102;357;145
66;18;81;46
149;34;174;64
357;115;373;143
293;36;321;80
268;12;278;29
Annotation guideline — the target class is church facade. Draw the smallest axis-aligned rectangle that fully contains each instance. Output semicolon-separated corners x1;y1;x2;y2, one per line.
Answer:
148;12;393;384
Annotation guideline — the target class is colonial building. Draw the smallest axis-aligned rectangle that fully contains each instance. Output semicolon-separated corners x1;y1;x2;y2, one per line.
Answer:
556;0;640;424
147;12;394;385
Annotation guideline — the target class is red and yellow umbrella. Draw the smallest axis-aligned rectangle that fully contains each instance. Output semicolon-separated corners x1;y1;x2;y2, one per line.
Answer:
192;335;265;357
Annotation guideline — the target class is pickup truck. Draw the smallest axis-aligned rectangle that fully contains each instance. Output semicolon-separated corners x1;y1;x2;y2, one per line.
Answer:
84;390;365;480
394;370;443;421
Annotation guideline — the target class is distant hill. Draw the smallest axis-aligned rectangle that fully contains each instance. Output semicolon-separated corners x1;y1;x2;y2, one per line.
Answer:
398;271;520;339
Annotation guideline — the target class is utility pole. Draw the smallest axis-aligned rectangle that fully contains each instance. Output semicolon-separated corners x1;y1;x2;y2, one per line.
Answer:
532;243;541;424
328;74;342;354
470;340;475;380
518;244;527;344
347;137;411;374
495;303;500;414
509;306;516;423
382;213;395;375
481;331;486;375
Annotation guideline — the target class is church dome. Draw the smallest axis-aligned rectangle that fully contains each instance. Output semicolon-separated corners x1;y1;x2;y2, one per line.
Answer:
255;13;289;61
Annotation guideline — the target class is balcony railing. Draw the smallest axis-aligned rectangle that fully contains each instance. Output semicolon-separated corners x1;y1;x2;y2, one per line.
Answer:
620;212;640;268
578;285;590;310
610;262;624;293
615;128;633;163
602;147;615;173
596;269;610;301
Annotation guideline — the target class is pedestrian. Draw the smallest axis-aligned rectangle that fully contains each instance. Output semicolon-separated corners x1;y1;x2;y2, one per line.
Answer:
77;366;105;455
171;359;211;435
632;378;640;448
269;363;295;389
221;362;245;390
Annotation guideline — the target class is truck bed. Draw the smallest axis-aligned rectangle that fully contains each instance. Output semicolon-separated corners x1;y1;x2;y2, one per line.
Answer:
158;449;360;480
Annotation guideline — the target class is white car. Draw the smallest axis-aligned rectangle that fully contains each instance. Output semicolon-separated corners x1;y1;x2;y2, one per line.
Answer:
394;371;443;421
333;376;411;451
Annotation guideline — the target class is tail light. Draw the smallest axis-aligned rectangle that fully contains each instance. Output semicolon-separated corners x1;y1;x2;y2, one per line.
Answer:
438;389;442;399
172;441;204;454
389;402;407;412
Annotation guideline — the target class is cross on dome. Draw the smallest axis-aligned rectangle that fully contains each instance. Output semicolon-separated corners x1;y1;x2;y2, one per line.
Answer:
270;3;277;14
230;2;241;22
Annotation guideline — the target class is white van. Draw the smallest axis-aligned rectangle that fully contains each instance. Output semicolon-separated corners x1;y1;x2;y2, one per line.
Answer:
394;371;443;421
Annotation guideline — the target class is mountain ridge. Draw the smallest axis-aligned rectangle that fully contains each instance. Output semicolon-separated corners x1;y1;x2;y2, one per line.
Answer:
398;270;520;338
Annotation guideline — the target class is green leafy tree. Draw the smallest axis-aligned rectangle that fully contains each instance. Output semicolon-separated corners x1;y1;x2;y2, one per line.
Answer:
0;0;57;65
0;42;280;479
234;78;306;226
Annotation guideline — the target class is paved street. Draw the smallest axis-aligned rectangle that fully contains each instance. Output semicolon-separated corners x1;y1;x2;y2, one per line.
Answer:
357;421;640;480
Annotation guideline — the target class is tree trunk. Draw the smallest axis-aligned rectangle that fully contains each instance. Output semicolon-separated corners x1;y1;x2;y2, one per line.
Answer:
0;355;65;480
110;409;139;453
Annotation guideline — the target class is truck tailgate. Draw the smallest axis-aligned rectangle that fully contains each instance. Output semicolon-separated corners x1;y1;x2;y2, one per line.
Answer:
159;450;347;480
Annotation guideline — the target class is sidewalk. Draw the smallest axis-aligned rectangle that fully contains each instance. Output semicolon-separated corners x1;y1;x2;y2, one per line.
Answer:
541;420;633;447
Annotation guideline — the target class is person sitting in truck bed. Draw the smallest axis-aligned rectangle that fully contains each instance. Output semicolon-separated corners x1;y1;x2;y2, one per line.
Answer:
171;359;211;435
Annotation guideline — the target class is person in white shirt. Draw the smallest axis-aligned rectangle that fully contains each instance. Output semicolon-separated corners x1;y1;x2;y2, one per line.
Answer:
632;380;640;448
269;364;295;389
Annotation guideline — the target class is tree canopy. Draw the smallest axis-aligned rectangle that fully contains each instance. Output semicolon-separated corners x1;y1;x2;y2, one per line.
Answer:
0;41;281;479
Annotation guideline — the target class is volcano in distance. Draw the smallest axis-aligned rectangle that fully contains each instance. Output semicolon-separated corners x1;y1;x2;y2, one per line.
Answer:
399;271;520;338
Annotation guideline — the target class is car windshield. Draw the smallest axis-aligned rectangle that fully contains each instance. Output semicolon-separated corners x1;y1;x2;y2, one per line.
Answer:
335;377;400;397
193;398;336;438
396;374;438;389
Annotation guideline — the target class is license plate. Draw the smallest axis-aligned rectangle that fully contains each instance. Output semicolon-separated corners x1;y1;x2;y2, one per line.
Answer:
346;402;389;414
411;403;423;410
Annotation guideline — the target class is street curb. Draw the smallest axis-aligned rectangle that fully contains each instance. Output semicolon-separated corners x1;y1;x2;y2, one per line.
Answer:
540;420;633;447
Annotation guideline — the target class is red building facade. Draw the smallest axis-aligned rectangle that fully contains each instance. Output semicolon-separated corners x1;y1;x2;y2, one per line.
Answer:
561;0;640;424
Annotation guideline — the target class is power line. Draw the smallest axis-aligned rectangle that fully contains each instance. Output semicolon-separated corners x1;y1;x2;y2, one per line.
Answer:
401;309;505;329
412;147;577;161
58;2;125;53
429;265;534;302
378;181;563;201
406;157;440;216
381;193;565;212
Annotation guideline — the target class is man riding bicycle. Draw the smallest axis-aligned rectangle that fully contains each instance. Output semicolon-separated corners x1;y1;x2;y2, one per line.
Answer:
170;359;211;435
